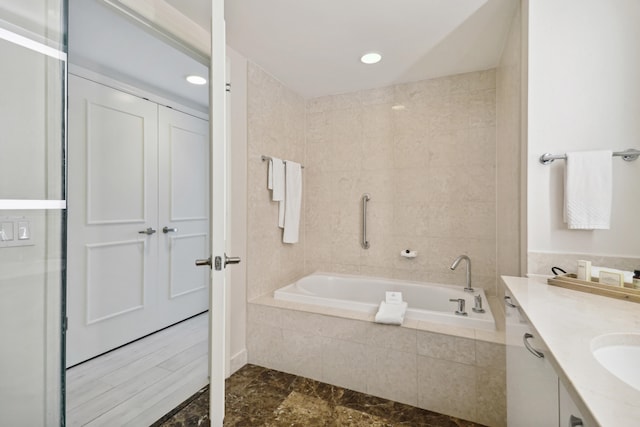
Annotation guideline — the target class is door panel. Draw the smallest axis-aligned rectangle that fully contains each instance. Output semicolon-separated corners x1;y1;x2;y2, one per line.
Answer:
169;233;208;298
86;240;146;323
158;105;209;326
67;74;159;367
170;126;209;220
86;103;147;223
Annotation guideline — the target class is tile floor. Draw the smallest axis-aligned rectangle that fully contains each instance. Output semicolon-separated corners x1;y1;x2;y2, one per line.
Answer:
154;364;486;427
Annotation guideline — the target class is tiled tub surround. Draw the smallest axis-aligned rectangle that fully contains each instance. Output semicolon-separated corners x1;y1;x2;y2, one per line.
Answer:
247;296;506;427
247;63;306;301
303;70;498;295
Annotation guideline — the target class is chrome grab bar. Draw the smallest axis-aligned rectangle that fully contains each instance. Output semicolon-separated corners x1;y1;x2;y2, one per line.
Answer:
361;193;370;249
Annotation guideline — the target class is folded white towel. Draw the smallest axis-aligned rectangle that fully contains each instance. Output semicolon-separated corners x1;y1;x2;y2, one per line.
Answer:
269;158;285;202
268;158;286;228
283;161;302;243
374;301;408;326
564;150;612;230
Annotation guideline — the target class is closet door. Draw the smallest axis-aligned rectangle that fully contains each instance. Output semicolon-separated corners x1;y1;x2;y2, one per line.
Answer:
67;75;159;366
157;106;210;326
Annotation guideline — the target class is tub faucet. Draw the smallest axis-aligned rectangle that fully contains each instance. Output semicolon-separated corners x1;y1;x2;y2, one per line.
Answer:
450;255;474;293
449;298;467;316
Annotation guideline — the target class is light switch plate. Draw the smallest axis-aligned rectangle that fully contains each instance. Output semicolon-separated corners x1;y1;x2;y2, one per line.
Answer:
0;217;35;248
17;221;30;240
0;222;13;241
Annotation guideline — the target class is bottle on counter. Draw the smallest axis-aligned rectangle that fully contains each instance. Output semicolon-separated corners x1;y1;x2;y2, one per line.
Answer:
633;270;640;289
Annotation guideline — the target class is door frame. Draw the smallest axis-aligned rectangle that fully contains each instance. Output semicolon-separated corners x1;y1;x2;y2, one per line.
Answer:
208;0;227;425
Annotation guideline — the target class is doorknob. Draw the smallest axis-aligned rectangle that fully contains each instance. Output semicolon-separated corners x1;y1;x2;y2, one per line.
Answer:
195;254;240;270
162;226;178;233
224;253;241;267
138;227;157;235
195;257;212;267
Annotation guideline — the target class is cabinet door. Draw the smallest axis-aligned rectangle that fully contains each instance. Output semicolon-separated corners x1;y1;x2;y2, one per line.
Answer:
559;380;594;427
157;106;210;326
506;290;560;427
67;75;159;366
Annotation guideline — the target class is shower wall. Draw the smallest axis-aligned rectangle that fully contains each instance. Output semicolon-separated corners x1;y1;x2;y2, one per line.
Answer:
247;63;306;300
304;71;498;294
496;2;524;291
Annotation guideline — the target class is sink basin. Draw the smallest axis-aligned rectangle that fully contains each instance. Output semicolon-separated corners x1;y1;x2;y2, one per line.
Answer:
592;333;640;391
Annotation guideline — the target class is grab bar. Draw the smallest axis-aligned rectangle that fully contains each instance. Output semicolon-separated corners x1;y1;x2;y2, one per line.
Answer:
361;193;370;249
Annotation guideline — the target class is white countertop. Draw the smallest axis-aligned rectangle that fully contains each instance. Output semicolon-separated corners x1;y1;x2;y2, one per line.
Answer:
502;276;640;427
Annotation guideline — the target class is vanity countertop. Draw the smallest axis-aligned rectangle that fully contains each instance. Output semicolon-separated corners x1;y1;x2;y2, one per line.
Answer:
502;276;640;427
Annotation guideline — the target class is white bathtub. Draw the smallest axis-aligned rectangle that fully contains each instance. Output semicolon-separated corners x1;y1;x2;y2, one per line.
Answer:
274;272;496;330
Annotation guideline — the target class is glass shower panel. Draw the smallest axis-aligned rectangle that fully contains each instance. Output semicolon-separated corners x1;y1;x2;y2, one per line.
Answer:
0;1;67;426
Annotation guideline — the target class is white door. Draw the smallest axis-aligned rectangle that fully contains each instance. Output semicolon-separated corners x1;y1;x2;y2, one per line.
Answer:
157;105;210;326
206;1;230;425
67;74;159;366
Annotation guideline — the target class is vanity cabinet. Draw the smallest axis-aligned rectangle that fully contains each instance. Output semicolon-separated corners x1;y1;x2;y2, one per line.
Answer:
559;380;591;427
506;290;559;426
506;290;594;427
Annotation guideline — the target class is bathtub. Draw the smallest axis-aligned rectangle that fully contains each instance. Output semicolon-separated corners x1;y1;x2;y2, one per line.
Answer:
274;272;496;330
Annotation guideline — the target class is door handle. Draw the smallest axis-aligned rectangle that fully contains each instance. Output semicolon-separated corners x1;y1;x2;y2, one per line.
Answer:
195;257;212;267
569;415;583;427
162;226;178;233
523;333;544;358
138;227;157;235
224;253;241;267
195;254;240;270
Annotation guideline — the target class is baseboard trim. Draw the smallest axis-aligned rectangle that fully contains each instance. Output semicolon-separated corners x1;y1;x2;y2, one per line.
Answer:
229;348;247;376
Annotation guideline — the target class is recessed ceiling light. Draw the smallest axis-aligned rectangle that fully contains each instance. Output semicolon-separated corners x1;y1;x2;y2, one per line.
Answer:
391;104;406;111
360;52;382;65
186;75;207;85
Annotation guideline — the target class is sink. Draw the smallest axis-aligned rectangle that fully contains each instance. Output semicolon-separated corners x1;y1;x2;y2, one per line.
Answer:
591;333;640;391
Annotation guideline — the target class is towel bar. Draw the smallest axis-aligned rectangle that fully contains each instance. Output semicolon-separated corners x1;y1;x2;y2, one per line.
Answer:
261;155;304;169
539;148;640;165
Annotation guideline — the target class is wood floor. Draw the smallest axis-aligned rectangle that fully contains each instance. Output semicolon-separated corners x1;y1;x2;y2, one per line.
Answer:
65;313;208;427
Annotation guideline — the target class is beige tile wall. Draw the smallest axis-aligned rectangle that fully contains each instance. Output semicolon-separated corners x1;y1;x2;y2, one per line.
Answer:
528;252;640;276
247;303;506;426
304;71;498;294
247;63;306;300
496;3;523;294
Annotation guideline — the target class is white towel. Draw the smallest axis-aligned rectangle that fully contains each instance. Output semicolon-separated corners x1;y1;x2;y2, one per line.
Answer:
283;161;302;243
268;158;286;228
269;158;285;201
374;301;408;326
564;150;612;230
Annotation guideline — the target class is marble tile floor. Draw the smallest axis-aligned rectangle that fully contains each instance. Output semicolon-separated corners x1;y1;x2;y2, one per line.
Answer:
153;364;486;427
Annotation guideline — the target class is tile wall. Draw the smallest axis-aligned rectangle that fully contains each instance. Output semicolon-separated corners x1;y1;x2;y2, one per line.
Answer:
247;303;506;427
247;63;306;300
496;3;523;295
304;71;498;294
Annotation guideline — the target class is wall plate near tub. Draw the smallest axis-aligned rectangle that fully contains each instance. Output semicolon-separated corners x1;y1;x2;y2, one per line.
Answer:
0;216;35;248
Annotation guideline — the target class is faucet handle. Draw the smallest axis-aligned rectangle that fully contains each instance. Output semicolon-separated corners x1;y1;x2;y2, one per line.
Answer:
472;294;485;313
449;298;467;316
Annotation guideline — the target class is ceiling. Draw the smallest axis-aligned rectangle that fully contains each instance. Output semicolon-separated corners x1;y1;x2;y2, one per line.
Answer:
69;0;210;110
70;0;518;104
175;0;518;99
